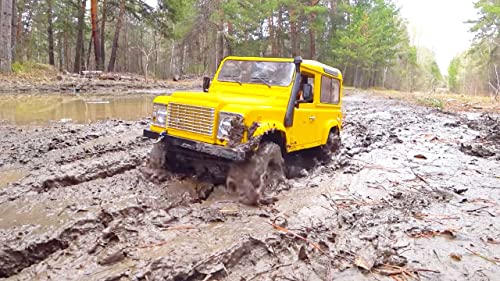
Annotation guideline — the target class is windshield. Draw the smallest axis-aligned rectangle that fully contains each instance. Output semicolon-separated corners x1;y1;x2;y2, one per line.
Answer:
217;60;295;87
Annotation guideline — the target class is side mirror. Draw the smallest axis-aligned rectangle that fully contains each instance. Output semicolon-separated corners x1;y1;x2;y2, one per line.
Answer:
203;76;211;92
302;84;313;101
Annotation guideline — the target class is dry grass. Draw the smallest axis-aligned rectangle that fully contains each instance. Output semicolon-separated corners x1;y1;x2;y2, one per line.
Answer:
366;88;499;113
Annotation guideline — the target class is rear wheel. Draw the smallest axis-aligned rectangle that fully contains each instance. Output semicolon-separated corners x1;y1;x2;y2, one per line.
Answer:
226;142;285;205
319;129;341;162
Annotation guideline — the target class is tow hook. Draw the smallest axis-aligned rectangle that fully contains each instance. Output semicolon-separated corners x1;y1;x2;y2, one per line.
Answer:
154;132;167;144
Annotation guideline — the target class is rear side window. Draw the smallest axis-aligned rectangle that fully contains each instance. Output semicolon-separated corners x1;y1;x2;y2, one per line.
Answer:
320;76;340;104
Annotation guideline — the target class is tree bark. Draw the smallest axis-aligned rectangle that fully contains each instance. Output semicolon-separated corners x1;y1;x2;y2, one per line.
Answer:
10;0;15;61
289;7;299;57
0;0;13;72
90;0;103;70
74;0;86;73
63;30;70;71
47;0;55;65
57;35;63;71
100;0;106;67
308;0;319;59
107;0;124;72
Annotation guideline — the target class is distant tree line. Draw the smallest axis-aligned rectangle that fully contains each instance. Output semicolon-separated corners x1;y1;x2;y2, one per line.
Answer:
448;0;499;99
1;0;493;96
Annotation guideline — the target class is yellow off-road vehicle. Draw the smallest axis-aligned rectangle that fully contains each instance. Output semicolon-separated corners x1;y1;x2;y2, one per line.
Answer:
144;56;342;204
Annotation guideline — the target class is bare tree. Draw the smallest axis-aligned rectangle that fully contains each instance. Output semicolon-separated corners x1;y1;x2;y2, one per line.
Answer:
0;0;13;72
489;64;499;101
107;0;124;72
74;0;86;73
47;0;55;65
90;0;103;70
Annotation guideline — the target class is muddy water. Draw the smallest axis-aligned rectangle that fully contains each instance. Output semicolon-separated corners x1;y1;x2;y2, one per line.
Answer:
0;168;27;189
0;94;156;125
0;91;498;280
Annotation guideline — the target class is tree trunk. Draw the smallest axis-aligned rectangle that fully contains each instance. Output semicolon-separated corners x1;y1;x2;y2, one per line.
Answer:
57;36;63;71
308;0;318;59
90;0;103;70
10;0;15;61
0;0;13;72
216;23;224;68
86;35;93;69
63;30;70;71
100;0;106;67
107;0;124;72
74;0;86;73
47;0;55;65
269;15;278;56
289;7;299;57
277;7;284;56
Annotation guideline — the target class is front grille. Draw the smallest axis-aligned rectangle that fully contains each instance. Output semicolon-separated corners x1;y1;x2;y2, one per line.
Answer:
167;103;215;136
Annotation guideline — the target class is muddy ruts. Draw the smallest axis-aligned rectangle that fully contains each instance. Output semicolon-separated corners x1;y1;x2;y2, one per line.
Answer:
31;151;144;192
0;208;121;278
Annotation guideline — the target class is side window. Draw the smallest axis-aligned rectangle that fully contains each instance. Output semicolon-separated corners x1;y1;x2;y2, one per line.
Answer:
298;73;315;103
321;76;332;103
321;76;340;104
332;79;340;104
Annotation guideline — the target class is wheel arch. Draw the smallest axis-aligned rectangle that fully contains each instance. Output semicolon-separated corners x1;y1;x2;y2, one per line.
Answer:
322;120;341;145
251;121;288;155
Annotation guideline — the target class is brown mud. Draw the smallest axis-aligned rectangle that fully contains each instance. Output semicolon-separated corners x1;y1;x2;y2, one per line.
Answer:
0;73;200;95
0;90;499;280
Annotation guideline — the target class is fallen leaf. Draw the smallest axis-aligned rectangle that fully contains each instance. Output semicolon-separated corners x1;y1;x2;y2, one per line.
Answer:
450;253;462;261
354;247;376;271
414;154;428;160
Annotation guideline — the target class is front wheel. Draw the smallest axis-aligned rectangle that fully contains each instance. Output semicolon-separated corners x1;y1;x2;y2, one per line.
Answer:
226;142;285;205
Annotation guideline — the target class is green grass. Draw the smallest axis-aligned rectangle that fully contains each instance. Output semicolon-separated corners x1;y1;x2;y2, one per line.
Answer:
416;97;444;109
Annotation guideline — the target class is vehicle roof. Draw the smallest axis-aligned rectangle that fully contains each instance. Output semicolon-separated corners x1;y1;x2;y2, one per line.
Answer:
223;56;342;79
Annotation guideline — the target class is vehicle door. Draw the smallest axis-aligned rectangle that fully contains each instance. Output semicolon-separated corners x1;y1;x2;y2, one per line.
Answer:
288;71;320;149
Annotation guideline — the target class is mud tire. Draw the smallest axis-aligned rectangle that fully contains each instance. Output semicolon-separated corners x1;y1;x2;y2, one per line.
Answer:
319;129;341;162
226;142;285;206
148;141;170;169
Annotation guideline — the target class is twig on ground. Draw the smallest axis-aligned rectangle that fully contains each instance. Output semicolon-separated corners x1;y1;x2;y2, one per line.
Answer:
162;225;196;231
267;221;328;256
465;248;500;264
248;263;292;280
466;206;489;213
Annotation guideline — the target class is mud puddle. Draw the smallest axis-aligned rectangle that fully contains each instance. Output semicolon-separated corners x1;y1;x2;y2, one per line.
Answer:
0;94;157;125
0;91;499;280
0;168;27;189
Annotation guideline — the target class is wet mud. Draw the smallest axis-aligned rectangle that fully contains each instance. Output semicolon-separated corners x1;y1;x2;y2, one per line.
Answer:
0;91;499;280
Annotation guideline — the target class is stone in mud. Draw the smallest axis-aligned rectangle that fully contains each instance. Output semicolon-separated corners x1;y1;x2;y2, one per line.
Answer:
98;250;127;266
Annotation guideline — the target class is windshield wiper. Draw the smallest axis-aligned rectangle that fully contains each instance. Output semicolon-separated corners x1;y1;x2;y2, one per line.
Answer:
251;77;271;88
220;77;242;85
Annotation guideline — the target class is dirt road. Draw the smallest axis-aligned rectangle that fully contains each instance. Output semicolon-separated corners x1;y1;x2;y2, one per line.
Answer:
0;91;499;280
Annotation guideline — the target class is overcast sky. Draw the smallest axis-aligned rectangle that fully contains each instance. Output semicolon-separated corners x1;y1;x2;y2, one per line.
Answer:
395;0;478;74
145;0;478;74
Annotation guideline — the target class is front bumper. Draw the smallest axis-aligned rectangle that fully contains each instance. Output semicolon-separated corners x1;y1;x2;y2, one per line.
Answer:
143;129;246;162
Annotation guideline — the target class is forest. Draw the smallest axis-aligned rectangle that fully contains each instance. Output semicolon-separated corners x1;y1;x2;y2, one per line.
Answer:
0;0;498;96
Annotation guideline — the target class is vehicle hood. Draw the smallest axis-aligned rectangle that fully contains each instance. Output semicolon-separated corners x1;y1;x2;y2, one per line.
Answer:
168;90;289;113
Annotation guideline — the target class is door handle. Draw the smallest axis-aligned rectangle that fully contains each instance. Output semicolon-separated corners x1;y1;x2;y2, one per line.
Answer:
309;116;316;121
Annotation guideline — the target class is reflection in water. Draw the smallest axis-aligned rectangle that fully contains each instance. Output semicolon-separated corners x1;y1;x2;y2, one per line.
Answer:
0;94;156;125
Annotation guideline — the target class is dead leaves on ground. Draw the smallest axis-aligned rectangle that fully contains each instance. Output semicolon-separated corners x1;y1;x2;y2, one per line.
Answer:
405;226;456;239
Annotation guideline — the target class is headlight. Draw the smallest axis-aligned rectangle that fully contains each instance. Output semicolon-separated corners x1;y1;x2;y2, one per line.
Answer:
217;112;243;140
152;103;167;127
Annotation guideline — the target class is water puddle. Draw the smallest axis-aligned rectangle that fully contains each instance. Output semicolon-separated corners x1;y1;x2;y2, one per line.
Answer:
0;168;27;189
0;94;157;125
